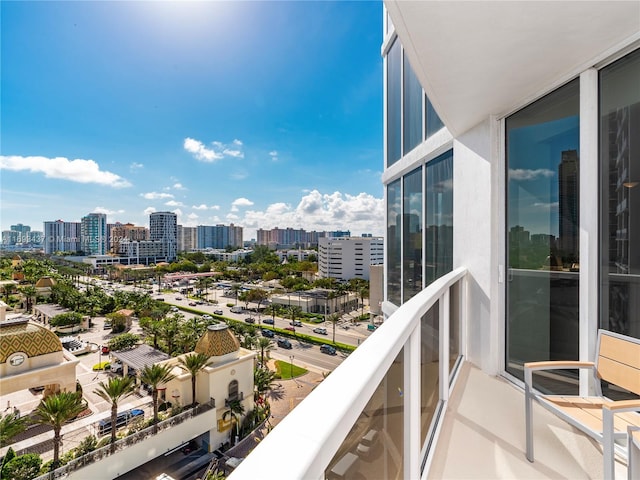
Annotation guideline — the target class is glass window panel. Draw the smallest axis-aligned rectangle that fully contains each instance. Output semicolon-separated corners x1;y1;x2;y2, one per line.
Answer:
325;349;404;479
426;95;444;138
425;151;454;286
404;53;423;154
449;281;460;374
506;79;580;383
600;48;640;343
403;167;423;302
387;179;402;305
387;39;402;166
421;302;440;446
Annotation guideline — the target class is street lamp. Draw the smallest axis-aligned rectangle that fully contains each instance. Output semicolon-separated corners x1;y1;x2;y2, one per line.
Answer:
289;355;294;379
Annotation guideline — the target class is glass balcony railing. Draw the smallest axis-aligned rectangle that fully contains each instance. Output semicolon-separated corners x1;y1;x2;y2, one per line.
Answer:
230;267;468;479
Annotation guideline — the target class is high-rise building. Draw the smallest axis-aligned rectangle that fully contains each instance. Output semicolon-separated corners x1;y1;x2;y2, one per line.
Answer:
149;212;177;261
81;213;107;255
317;236;384;281
109;222;149;253
196;224;243;249
178;225;197;252
43;220;81;254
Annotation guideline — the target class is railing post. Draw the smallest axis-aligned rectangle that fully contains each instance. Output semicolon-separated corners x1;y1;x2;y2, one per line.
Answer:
404;321;421;479
440;289;450;402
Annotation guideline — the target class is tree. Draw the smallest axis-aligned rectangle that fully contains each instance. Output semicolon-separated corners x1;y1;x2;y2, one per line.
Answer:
178;352;209;407
107;332;140;351
139;364;175;433
256;337;273;366
19;285;38;312
34;391;86;470
2;453;42;480
222;399;245;444
106;311;128;333
0;412;29;447
93;376;137;452
253;367;277;406
230;283;242;305
327;313;341;344
139;316;163;349
49;312;83;329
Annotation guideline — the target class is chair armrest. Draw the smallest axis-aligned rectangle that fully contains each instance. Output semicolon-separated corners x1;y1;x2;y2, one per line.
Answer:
603;399;640;413
524;361;595;371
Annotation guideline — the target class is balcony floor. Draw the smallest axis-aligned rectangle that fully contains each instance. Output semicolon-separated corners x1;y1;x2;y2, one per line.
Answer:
429;362;628;479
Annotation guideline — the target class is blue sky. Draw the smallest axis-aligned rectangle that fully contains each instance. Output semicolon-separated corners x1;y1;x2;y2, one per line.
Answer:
1;1;384;240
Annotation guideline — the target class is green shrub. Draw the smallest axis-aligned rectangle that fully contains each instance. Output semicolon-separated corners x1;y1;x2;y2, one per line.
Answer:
5;453;42;479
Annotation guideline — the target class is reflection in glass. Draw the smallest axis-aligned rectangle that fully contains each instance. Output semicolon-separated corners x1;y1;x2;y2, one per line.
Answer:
426;152;454;286
387;39;401;167
403;168;423;302
449;281;460;373
600;49;640;342
325;349;404;479
387;179;402;305
506;79;580;382
426;95;444;138
404;53;423;154
421;302;440;447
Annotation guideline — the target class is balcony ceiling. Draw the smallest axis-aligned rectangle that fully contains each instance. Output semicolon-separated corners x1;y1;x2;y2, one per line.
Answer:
386;1;640;136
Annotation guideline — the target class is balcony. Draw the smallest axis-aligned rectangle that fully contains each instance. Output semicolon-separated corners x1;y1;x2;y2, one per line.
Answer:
230;267;629;479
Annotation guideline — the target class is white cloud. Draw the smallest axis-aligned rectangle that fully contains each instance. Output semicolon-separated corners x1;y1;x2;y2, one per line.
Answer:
231;171;248;180
269;151;279;161
239;190;384;239
165;200;184;207
0;155;131;187
93;207;125;215
143;206;156;215
130;162;144;170
141;192;174;200
509;168;555;181
183;137;244;162
192;204;220;210
187;213;199;220
172;208;183;217
231;197;254;212
172;183;185;190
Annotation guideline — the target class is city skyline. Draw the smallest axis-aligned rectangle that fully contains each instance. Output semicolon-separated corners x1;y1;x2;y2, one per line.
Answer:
0;1;385;240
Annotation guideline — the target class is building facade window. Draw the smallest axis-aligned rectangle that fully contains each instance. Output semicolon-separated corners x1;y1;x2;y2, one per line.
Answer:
425;95;444;138
425;151;454;286
506;79;580;381
387;179;402;305
228;379;239;402
387;39;402;167
599;48;640;340
403;53;423;154
403;167;423;302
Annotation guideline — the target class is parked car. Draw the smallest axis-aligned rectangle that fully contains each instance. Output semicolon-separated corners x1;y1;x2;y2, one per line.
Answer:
244;317;255;324
103;321;112;330
98;408;144;435
290;320;302;327
101;345;110;354
313;327;327;335
170;306;179;312
284;326;295;332
320;345;337;355
277;338;292;349
214;310;224;315
202;314;212;320
109;361;123;373
262;329;275;338
263;318;274;325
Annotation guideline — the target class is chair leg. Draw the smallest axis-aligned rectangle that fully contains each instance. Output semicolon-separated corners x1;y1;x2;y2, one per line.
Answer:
525;370;534;462
603;408;614;480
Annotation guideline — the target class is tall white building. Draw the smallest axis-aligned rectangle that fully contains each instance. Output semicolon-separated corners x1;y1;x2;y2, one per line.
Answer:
318;236;384;281
177;225;197;252
149;212;177;261
43;220;81;254
234;3;640;479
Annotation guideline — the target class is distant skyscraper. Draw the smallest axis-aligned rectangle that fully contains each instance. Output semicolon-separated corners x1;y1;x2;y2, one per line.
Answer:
44;220;81;254
81;213;108;255
149;212;177;261
178;225;197;252
196;224;243;249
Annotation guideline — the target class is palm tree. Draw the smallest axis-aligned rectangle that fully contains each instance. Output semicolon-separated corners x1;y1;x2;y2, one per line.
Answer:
253;367;277;406
33;391;86;469
327;313;341;344
0;411;29;447
177;352;209;407
230;283;242;306
139;363;175;433
19;285;37;312
222;399;245;444
93;376;137;452
256;337;273;366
